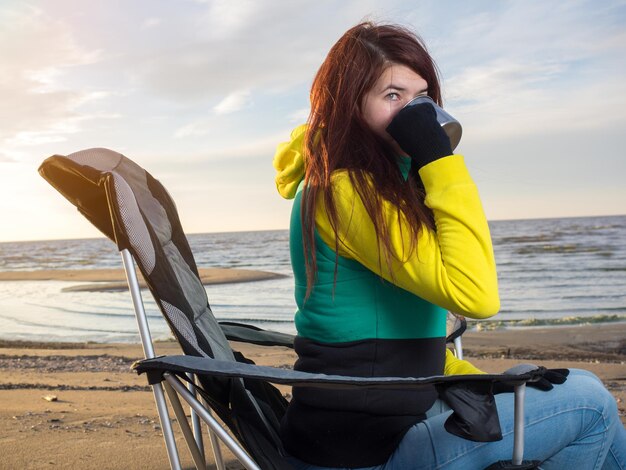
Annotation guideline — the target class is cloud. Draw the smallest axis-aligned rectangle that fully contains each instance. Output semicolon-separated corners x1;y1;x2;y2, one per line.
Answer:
213;89;252;115
288;107;310;123
198;0;259;40
127;1;374;102
0;5;105;158
141;17;162;29
169;129;289;163
426;1;624;66
206;132;288;160
429;1;626;140
174;123;204;139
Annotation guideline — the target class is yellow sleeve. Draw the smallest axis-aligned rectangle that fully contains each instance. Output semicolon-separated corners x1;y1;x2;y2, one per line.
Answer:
315;155;499;318
444;349;485;375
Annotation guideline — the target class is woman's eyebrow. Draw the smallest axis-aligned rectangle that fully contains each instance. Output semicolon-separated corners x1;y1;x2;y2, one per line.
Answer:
381;84;405;92
380;84;429;94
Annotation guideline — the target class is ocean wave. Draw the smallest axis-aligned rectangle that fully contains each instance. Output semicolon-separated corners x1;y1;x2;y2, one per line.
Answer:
497;234;561;244
214;316;292;324
559;293;626;300
496;264;626;272
497;306;626;315
470;314;626;331
0;313;140;334
21;302;163;319
515;244;614;256
209;303;293;311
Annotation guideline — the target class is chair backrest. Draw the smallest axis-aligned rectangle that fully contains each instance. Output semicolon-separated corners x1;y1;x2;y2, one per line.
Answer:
39;148;290;469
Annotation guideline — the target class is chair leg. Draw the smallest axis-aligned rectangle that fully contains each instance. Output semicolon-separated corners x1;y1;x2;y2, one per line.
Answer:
120;249;158;359
153;382;183;470
188;374;205;462
164;381;207;470
207;415;226;470
121;250;183;470
485;383;540;469
164;373;261;470
198;393;226;470
512;383;526;465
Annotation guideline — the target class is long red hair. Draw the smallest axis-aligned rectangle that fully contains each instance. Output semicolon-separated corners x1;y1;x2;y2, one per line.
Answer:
302;22;442;296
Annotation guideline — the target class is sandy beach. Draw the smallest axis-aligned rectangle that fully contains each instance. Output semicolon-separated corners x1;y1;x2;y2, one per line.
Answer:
0;265;624;468
0;268;286;292
0;323;624;469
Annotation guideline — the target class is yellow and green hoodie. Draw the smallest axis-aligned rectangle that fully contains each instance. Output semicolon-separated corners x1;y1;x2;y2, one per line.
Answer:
273;125;499;467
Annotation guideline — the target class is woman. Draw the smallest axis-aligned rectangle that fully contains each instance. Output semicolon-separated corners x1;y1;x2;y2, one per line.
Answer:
273;22;625;469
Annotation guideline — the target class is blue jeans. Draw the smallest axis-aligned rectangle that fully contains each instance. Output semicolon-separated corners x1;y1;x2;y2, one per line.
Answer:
287;369;626;469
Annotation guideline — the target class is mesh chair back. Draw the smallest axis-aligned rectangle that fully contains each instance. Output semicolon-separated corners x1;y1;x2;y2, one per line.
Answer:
39;148;289;469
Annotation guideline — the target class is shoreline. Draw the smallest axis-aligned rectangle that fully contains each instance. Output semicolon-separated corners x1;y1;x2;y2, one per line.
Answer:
3;320;626;352
1;322;624;360
0;267;286;292
0;323;624;468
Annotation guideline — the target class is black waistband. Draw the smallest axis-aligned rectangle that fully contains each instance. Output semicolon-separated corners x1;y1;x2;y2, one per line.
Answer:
281;336;446;467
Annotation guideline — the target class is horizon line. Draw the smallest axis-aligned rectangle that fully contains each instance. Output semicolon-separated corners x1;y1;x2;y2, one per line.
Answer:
1;213;624;245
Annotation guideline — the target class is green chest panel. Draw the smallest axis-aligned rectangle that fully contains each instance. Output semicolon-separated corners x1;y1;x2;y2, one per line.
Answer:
289;187;446;343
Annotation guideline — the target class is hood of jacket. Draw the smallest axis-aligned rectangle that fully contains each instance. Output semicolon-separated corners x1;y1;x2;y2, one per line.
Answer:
273;124;306;200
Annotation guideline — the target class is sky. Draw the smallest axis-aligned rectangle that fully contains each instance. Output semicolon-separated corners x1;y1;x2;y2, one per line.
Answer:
1;0;625;242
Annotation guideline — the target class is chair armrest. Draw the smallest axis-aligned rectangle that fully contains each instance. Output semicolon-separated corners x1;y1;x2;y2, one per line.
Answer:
218;322;295;348
133;354;545;390
134;355;545;449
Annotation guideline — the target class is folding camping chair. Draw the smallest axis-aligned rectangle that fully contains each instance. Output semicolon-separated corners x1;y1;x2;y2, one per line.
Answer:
39;148;545;470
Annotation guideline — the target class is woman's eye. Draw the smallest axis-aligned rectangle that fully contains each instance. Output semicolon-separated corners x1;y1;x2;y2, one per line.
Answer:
386;92;400;101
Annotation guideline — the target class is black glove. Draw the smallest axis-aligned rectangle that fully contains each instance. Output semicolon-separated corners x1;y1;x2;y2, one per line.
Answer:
385;102;453;170
494;365;570;393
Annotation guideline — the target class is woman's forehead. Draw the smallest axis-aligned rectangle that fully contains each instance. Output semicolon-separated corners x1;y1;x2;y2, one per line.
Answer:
373;64;427;91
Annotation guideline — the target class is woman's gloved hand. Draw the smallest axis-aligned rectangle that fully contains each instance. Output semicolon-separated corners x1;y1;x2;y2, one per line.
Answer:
385;102;453;170
494;365;570;393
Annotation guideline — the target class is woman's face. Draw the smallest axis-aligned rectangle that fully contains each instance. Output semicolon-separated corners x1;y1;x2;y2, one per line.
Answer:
361;63;428;153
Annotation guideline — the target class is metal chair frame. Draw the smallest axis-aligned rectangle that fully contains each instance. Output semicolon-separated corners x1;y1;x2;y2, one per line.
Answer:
122;248;258;469
121;247;529;470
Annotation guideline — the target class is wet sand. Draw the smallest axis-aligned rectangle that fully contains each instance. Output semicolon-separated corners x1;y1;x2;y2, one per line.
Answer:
0;323;624;469
0;268;285;292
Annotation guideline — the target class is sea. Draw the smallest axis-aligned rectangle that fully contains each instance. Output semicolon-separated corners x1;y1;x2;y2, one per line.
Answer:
0;214;625;344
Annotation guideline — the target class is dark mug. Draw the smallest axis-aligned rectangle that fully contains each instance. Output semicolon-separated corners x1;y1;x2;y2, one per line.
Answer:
403;96;462;150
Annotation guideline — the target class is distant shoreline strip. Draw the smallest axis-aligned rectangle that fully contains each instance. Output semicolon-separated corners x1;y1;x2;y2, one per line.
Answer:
0;383;150;392
0;268;286;292
468;314;626;330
